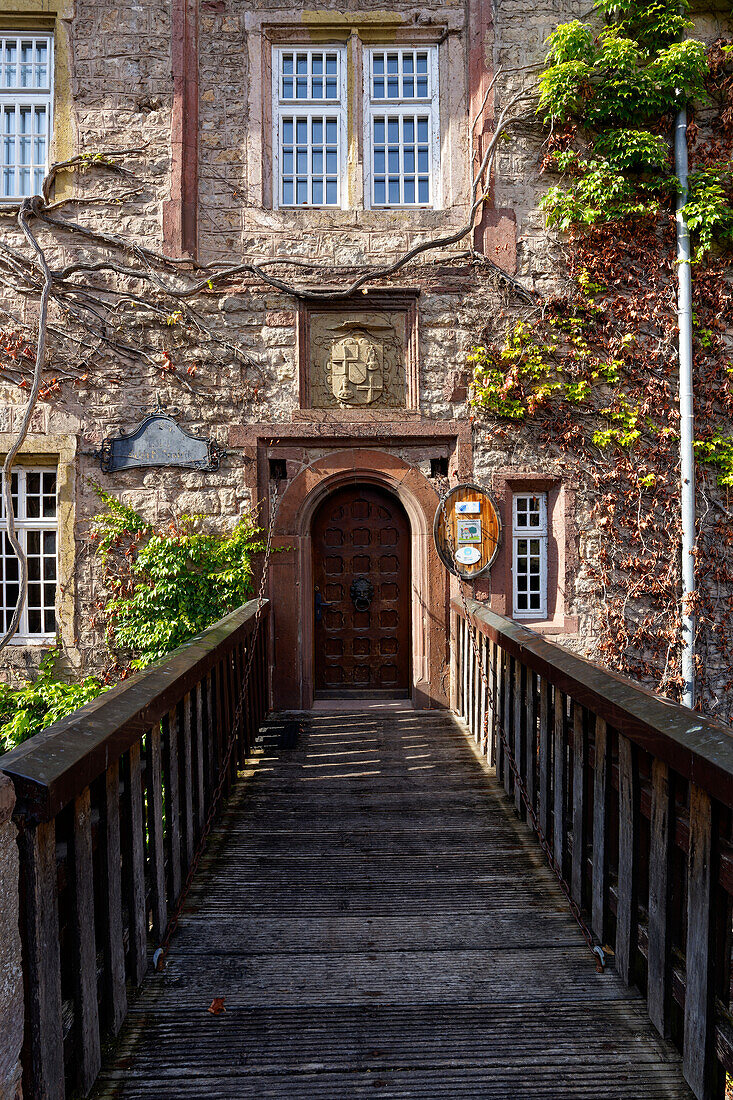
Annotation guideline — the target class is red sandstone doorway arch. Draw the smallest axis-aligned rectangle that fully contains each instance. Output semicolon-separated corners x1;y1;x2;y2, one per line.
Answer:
266;449;448;710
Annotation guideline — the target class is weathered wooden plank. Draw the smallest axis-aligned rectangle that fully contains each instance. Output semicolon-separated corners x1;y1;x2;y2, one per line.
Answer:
72;787;102;1093
18;817;64;1100
553;688;566;872
525;670;536;815
513;662;524;816
571;703;587;907
538;677;550;841
488;639;498;768
591;717;611;943
648;758;672;1038
163;707;182;902
101;760;127;1035
616;734;638;985
205;668;215;803
195;681;205;834
502;650;512;797
146;723;167;944
125;741;148;986
181;692;194;870
683;784;714;1099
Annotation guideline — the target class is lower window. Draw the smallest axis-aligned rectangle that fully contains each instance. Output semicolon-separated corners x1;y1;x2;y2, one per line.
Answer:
512;492;548;619
0;466;57;639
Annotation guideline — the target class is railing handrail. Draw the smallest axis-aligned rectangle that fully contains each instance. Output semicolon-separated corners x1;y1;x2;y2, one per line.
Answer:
454;597;733;808
1;599;267;822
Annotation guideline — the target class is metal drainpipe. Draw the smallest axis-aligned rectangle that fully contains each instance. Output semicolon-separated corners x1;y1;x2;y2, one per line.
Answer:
675;104;695;709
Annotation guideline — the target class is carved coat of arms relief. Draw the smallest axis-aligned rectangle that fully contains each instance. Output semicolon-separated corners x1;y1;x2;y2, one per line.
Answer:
329;332;384;406
308;312;407;409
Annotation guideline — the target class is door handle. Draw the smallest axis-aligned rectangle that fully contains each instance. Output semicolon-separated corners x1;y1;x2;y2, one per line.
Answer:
314;589;333;624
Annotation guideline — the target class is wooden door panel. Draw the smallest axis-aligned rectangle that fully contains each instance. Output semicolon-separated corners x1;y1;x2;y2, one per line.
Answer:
313;485;411;696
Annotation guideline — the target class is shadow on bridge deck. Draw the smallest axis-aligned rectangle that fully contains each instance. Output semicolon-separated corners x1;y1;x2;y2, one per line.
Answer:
93;710;692;1099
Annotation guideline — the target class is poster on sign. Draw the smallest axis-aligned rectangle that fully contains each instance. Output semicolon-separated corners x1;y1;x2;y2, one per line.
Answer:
433;483;501;580
456;518;481;544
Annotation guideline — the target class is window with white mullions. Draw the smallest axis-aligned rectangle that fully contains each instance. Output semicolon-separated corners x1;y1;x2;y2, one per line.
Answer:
512;493;548;619
273;45;346;208
0;34;53;201
365;45;439;208
372;114;431;206
0;467;57;639
371;49;431;100
279;49;340;101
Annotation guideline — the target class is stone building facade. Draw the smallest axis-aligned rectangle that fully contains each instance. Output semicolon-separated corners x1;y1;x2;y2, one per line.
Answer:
0;0;728;710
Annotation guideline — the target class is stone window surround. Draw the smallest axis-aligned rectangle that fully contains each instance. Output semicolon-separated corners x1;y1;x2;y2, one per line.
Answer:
483;471;578;636
0;433;76;651
296;287;420;411
0;31;53;203
244;8;469;222
0;4;74;205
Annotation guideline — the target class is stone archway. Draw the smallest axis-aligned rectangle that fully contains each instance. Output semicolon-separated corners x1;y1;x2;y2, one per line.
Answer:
267;449;449;710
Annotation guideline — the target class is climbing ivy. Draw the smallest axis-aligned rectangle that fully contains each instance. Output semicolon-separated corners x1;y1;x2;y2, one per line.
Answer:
469;0;733;716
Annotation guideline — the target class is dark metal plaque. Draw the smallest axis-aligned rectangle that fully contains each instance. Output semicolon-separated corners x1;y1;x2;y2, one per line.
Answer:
96;414;224;474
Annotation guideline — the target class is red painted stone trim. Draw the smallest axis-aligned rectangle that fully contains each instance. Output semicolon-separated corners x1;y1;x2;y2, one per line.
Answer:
163;0;198;257
468;0;517;273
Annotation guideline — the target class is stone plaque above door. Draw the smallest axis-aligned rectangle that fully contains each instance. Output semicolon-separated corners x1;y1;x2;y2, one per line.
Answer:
298;292;419;412
311;312;406;409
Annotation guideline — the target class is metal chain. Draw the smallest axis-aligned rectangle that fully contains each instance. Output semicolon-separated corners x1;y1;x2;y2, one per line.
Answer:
438;487;605;973
153;487;279;970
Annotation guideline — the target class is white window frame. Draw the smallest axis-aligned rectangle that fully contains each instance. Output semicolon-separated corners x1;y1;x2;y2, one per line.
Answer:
0;33;53;203
272;45;347;210
363;45;440;209
0;466;58;642
512;493;548;619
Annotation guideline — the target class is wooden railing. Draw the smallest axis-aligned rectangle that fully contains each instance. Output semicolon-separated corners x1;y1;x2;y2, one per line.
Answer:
452;597;733;1100
0;599;269;1100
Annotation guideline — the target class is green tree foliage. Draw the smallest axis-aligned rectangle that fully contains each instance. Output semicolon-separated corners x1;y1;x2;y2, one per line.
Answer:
538;0;732;255
0;488;264;752
0;649;104;754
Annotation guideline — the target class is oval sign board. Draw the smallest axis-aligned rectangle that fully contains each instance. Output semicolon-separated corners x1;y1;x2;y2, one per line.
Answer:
433;482;502;580
455;546;481;566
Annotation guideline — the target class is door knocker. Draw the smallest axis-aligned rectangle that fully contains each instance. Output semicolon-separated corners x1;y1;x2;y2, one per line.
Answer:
350;577;374;612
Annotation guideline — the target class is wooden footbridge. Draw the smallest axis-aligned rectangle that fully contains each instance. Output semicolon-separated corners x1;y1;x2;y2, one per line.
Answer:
2;597;733;1099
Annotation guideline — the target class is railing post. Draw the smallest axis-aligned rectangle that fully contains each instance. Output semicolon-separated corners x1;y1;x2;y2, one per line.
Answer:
538;678;550;841
683;784;716;1099
571;702;587;907
648;758;672;1038
553;688;567;874
514;662;525;816
71;787;102;1093
0;775;24;1100
591;717;611;943
123;742;147;987
616;734;639;985
17;816;64;1100
146;725;167;944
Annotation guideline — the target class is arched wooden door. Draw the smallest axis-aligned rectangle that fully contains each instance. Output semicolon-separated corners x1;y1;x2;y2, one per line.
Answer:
312;485;411;697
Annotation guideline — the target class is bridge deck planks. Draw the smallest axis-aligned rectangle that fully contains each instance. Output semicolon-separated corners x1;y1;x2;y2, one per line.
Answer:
94;710;692;1099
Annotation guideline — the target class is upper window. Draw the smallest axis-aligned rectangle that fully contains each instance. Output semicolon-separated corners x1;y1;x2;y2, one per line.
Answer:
365;46;439;208
0;34;53;201
272;46;346;208
512;493;548;619
0;467;58;640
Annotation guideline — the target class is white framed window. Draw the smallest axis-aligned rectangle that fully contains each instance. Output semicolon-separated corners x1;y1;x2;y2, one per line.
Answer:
272;46;347;208
364;45;439;208
512;493;548;619
0;467;57;640
0;34;53;202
